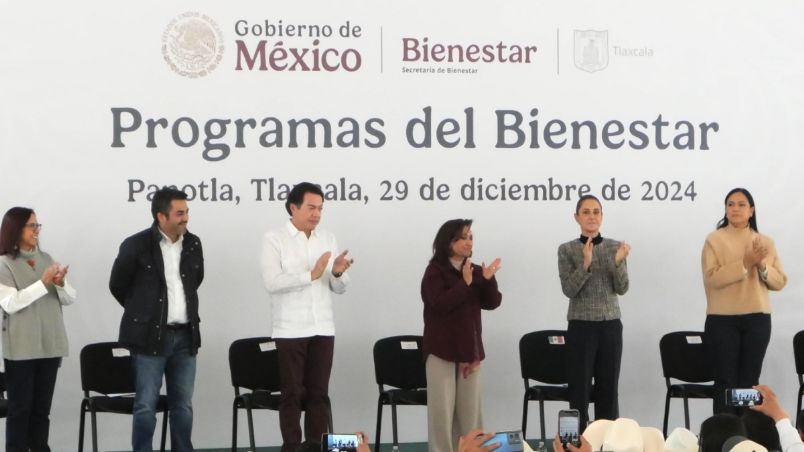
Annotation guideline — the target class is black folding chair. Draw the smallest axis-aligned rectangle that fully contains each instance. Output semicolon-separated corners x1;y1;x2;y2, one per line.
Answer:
373;335;427;452
660;331;716;436
229;337;333;452
793;331;804;417
519;330;573;441
78;342;168;452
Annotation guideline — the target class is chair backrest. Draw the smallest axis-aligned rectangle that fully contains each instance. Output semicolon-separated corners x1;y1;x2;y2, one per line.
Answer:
373;335;426;390
659;331;713;383
80;342;136;395
229;337;280;392
793;330;804;375
0;371;5;398
519;330;569;385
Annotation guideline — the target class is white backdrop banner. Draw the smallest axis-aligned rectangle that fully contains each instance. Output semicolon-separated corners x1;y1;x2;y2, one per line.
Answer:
1;1;803;449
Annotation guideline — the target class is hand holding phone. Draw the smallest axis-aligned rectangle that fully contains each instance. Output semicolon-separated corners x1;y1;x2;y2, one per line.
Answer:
322;433;362;452
480;431;523;452
725;388;763;407
558;409;581;450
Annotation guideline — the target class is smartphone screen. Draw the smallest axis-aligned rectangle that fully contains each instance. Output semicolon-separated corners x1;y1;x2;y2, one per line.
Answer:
480;431;524;452
322;434;361;452
558;410;581;448
725;388;763;407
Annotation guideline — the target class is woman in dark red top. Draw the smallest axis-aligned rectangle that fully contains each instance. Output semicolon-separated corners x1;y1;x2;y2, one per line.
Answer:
421;219;502;452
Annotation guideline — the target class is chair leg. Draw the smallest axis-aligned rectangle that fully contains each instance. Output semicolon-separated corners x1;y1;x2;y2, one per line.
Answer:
798;386;803;426
232;399;239;452
521;395;529;440
682;395;690;430
391;402;399;450
662;390;671;437
160;409;168;452
247;404;257;452
90;407;99;452
78;400;87;452
538;398;546;443
375;397;383;452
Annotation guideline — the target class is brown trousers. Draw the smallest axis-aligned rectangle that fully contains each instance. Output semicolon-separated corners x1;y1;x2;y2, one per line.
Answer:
276;336;334;452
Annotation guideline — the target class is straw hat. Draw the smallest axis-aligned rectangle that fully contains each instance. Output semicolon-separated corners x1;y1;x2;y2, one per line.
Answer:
581;418;667;452
664;427;699;452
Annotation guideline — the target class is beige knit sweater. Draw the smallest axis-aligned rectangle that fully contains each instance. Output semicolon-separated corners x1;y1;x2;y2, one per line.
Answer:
702;224;787;315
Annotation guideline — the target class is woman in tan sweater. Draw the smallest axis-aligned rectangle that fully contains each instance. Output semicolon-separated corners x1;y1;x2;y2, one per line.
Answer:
702;188;787;414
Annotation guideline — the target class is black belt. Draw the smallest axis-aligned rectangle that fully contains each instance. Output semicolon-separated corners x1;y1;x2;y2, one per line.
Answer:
165;323;190;330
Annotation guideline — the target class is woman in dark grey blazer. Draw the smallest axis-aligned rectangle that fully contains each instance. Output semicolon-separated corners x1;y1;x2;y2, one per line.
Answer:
557;195;629;429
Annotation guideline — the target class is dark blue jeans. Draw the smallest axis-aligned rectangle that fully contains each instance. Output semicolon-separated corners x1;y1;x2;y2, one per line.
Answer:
132;328;196;452
705;313;771;414
4;357;60;452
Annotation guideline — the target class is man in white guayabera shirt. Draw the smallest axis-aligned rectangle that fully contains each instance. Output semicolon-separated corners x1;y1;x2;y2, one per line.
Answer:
261;182;354;452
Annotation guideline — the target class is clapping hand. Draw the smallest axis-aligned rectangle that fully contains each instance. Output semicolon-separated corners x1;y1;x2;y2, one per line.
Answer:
40;264;60;286
481;258;501;280
615;241;630;266
311;252;332;280
332;250;353;275
52;264;69;287
744;236;768;270
582;236;594;271
462;258;473;286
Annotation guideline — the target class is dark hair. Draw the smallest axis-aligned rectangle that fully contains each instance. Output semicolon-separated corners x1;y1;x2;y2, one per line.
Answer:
285;182;324;215
151;187;188;223
717;188;758;231
430;219;473;264
575;194;602;214
0;207;35;259
699;414;747;452
742;410;781;451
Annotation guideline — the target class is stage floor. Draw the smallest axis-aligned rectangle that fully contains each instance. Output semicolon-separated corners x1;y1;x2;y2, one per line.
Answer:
111;439;553;452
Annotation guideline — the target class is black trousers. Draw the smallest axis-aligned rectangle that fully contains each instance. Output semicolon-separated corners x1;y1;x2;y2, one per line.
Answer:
4;357;61;452
275;336;334;452
705;313;771;414
567;319;622;428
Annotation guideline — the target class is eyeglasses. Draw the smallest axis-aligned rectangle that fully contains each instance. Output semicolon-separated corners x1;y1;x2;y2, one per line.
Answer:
24;223;42;232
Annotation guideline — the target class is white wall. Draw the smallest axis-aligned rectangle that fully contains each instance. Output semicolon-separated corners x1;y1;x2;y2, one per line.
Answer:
1;1;803;450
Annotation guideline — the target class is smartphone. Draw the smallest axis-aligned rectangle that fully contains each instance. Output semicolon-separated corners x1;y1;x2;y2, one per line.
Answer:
480;431;524;452
725;388;763;407
321;433;362;452
558;409;581;449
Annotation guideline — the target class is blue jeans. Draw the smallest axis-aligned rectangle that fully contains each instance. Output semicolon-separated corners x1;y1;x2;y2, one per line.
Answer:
132;328;196;452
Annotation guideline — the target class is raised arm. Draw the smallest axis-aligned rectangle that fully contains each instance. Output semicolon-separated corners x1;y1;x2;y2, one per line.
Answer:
421;263;472;314
558;244;591;298
701;238;746;290
260;232;314;294
0;263;60;314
